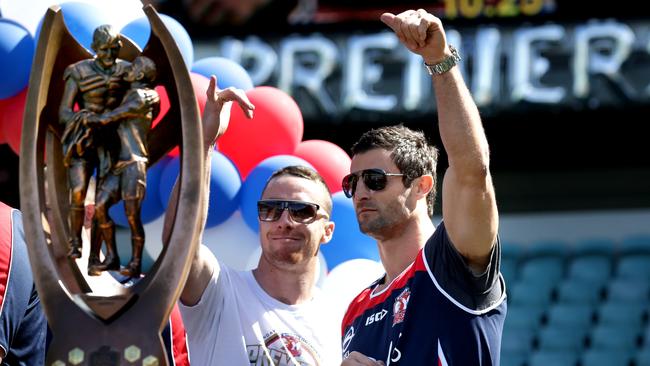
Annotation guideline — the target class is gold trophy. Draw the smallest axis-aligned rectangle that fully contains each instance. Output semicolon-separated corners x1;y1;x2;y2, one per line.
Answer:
19;3;203;365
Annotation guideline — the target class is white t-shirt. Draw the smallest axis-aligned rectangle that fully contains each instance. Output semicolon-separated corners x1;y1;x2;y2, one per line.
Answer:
179;263;342;366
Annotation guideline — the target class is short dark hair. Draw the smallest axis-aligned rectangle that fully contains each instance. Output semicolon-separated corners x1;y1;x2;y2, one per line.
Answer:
91;24;121;51
133;56;157;83
351;124;438;217
263;165;332;216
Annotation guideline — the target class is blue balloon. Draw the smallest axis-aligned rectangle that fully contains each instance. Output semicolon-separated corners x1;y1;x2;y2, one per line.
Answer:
191;57;254;91
157;152;241;227
239;155;314;232
115;227;156;274
320;191;380;269
0;19;34;99
110;156;170;227
35;2;112;53
205;152;242;227
158;156;180;210
121;14;194;69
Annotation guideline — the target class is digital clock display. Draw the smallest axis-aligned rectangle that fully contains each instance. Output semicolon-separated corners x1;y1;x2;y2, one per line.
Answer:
441;0;557;19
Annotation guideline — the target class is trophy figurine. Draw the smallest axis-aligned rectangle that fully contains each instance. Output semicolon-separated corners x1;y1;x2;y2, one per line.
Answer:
19;3;204;365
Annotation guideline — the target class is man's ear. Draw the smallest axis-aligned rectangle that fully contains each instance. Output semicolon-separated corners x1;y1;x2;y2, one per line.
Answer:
415;174;434;199
321;220;335;244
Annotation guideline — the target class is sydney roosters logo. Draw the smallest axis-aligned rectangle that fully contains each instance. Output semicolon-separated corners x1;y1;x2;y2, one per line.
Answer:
392;287;410;326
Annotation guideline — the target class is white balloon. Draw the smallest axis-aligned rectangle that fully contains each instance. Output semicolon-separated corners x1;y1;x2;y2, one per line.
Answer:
203;210;260;271
321;259;385;323
315;251;328;289
0;0;144;36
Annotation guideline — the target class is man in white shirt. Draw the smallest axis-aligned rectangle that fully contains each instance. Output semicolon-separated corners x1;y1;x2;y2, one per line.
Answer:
174;76;342;365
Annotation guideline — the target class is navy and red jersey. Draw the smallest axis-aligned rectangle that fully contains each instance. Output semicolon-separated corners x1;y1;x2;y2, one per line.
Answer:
0;202;47;366
341;222;506;365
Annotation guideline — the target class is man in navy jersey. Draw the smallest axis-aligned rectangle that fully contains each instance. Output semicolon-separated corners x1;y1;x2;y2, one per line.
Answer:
340;9;505;366
0;201;47;365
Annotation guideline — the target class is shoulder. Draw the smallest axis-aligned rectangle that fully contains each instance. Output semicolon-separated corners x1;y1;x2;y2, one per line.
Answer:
114;60;131;75
341;281;380;330
63;59;94;80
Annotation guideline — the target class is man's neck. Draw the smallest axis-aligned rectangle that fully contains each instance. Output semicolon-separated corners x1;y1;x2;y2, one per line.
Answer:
253;258;317;305
376;213;435;287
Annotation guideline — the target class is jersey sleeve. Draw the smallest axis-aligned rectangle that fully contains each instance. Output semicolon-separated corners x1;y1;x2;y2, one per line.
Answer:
0;204;47;364
424;221;504;311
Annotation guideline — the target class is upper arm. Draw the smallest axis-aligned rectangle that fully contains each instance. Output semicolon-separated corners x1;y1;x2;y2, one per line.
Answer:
441;165;498;272
59;78;79;122
180;244;219;306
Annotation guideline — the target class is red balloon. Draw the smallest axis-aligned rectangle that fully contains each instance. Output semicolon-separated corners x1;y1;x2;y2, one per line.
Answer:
152;85;170;129
1;88;28;155
190;72;209;115
294;140;351;194
219;87;304;178
0;101;7;145
165;73;209;158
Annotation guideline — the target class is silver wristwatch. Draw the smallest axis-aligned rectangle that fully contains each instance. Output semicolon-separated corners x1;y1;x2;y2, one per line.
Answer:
424;45;461;76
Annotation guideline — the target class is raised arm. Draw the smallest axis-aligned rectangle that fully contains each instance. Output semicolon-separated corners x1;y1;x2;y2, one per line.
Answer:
381;10;498;271
169;76;254;306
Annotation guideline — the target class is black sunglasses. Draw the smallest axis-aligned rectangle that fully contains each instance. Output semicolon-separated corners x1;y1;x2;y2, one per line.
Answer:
257;200;323;224
341;169;405;198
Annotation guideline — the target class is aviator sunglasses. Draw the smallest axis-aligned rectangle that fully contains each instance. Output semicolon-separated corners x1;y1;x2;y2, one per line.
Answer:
257;200;324;224
341;169;405;198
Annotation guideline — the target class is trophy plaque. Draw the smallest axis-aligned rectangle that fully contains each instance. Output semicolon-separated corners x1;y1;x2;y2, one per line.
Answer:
19;3;204;365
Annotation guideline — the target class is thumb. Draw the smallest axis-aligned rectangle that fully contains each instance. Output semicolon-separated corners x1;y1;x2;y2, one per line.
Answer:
380;12;397;31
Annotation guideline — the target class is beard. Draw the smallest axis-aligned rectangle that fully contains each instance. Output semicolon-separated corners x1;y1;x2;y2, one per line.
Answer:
357;200;408;240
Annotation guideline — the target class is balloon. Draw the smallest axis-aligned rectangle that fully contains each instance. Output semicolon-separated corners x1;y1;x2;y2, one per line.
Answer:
120;14;194;69
190;72;209;116
0;19;34;99
115;227;157;273
161;73;208;158
109;156;170;227
1;0;144;36
151;85;170;129
320;192;380;269
293;140;351;194
140;213;166;271
321;258;385;323
158;156;180;211
0;118;6;145
34;2;113;52
203;211;260;271
0;88;28;155
239;155;314;232
205;151;242;227
191;57;254;91
159;153;241;228
315;252;328;289
219;87;304;179
150;85;181;158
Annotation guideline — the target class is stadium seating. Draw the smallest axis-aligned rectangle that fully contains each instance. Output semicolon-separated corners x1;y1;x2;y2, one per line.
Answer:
500;234;650;366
